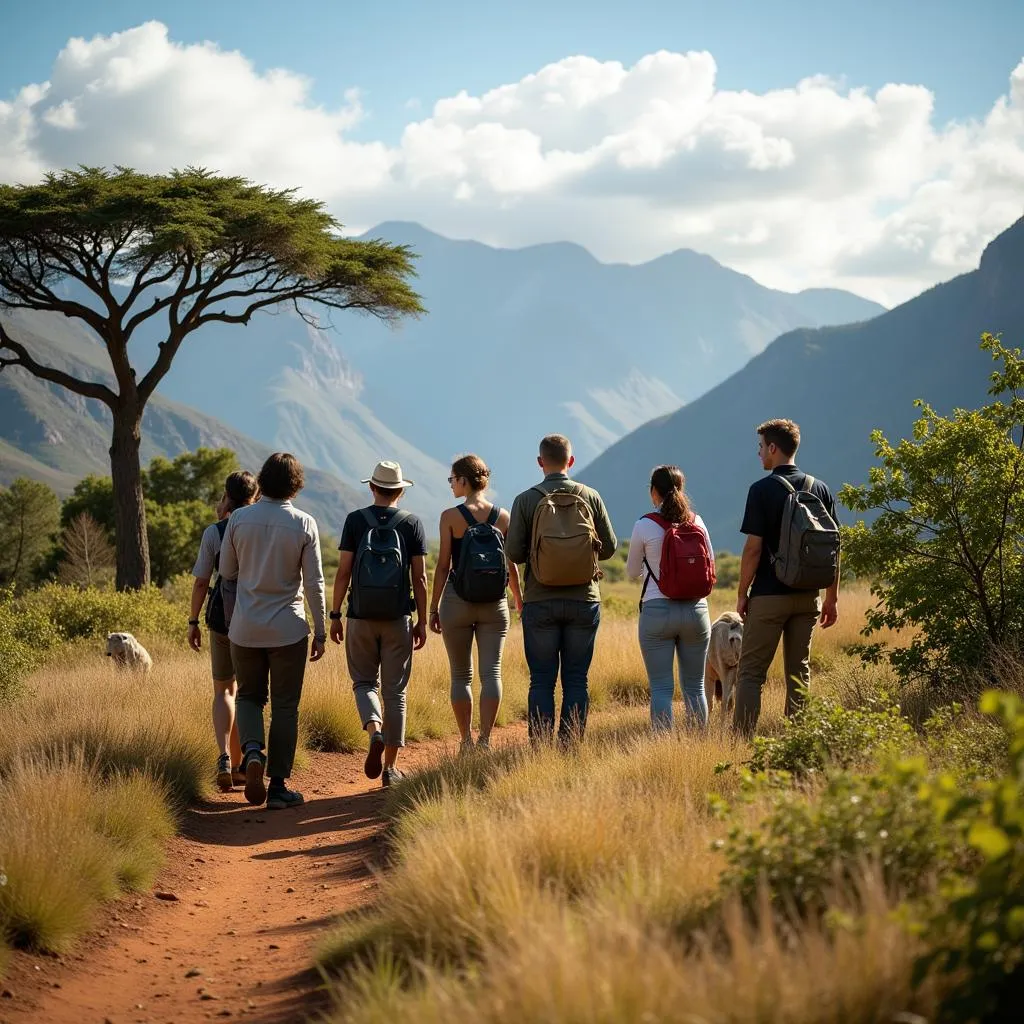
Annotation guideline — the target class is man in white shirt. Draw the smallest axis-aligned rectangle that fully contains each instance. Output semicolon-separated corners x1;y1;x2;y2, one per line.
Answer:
220;453;327;809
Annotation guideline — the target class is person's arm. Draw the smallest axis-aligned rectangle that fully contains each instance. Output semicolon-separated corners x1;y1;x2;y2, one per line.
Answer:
411;554;428;650
625;520;645;582
495;508;523;613
504;494;529;566
592;493;618;561
302;520;327;662
329;551;354;645
429;512;453;634
821;487;840;627
737;535;762;619
188;577;210;651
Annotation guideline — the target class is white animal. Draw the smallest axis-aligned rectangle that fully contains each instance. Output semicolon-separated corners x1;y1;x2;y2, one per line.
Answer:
106;632;153;674
704;612;744;713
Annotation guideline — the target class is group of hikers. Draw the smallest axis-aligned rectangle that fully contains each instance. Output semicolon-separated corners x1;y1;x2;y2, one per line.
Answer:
188;420;841;810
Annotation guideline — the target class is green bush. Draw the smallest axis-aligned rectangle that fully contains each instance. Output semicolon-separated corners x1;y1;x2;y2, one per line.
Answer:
747;694;913;776
0;586;60;703
914;691;1024;1022
719;759;952;917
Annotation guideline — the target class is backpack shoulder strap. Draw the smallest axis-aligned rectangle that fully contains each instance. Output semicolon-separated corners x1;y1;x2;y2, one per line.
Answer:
643;512;670;530
801;474;815;493
773;474;797;494
456;504;476;528
486;505;500;527
361;507;380;531
215;518;229;539
390;509;413;528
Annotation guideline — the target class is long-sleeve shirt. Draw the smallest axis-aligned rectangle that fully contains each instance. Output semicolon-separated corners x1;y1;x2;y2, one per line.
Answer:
219;497;327;648
505;472;618;604
626;513;714;604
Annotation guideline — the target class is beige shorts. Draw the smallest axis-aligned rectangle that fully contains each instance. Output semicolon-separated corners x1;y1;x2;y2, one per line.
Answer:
210;631;235;683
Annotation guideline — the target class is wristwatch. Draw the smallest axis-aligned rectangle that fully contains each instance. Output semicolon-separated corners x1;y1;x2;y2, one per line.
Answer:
329;611;342;620
188;618;200;626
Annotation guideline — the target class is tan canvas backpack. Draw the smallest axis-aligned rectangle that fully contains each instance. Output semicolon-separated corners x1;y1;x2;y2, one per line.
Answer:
529;484;601;586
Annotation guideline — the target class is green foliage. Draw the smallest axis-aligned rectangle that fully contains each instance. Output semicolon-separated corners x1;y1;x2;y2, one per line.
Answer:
841;334;1024;683
0;586;57;703
923;702;1009;781
60;475;115;533
913;692;1024;1022
747;694;913;776
0;477;60;588
144;498;210;587
719;759;951;917
143;447;238;508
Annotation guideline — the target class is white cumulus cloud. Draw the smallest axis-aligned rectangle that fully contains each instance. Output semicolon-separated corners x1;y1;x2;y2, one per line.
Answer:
2;21;1023;305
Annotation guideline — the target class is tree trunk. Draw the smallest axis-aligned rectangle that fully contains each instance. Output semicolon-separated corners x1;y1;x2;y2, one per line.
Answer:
110;406;150;590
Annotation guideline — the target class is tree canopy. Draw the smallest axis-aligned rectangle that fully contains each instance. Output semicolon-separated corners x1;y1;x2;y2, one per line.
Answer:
0;166;424;588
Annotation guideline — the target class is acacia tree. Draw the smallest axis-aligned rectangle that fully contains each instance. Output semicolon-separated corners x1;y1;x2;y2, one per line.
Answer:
841;334;1024;683
0;167;423;589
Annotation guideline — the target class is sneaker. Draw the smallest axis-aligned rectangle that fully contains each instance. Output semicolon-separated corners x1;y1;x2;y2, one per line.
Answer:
381;767;405;788
243;749;267;806
476;735;491;751
215;753;233;793
459;735;475;755
364;732;385;780
266;785;304;810
231;766;246;787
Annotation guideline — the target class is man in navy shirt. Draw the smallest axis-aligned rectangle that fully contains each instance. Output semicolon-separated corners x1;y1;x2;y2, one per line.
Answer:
734;419;840;736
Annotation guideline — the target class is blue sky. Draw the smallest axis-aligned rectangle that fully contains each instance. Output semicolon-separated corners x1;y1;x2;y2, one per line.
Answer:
0;1;1021;303
2;0;1018;139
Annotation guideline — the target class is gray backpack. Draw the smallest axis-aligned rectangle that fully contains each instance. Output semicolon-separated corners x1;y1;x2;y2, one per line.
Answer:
771;475;840;590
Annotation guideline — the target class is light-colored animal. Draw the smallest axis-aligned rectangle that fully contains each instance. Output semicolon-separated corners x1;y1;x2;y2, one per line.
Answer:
106;632;153;674
704;612;744;713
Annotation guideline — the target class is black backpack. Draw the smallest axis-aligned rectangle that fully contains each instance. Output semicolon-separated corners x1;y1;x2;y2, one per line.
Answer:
350;508;413;620
451;505;508;603
204;519;232;635
772;475;841;590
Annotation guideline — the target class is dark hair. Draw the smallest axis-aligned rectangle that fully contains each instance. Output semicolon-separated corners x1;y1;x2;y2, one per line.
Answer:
370;483;403;499
224;470;259;511
450;453;490;492
650;465;693;524
757;418;801;457
257;452;304;501
539;434;572;466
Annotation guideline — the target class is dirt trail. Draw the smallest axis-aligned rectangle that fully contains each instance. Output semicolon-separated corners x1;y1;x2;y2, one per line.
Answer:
1;741;454;1024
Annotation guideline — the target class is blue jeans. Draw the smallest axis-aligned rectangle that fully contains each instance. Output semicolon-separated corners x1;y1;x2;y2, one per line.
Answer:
638;598;711;731
522;599;601;742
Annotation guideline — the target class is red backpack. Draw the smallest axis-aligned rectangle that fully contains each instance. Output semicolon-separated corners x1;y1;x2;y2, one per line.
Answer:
640;513;716;604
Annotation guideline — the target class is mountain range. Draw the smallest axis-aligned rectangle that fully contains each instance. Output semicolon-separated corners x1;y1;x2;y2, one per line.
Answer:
579;217;1024;552
1;223;888;534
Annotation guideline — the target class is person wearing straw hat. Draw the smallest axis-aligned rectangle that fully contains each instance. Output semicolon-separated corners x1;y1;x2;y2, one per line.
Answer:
329;460;428;787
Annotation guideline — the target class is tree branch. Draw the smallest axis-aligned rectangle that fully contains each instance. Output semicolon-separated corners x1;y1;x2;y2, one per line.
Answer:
0;319;117;406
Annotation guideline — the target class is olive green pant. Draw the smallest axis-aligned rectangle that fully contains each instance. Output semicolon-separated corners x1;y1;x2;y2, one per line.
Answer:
733;593;820;738
231;637;308;779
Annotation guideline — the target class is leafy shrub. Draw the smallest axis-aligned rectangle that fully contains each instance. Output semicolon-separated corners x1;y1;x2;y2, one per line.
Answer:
719;759;952;917
0;586;60;702
914;691;1024;1022
923;702;1009;781
747;694;913;776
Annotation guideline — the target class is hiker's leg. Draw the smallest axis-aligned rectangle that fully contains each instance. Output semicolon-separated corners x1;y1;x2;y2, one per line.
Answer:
781;593;821;718
346;618;384;735
677;599;711;730
265;637;309;780
476;598;510;741
522;600;560;741
439;583;476;742
732;596;787;738
638;599;677;732
558;601;600;743
210;632;239;762
231;643;270;758
378;617;413;769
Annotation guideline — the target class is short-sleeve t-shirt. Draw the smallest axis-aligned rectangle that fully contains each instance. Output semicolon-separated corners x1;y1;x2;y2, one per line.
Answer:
339;505;428;618
191;520;226;579
741;465;838;597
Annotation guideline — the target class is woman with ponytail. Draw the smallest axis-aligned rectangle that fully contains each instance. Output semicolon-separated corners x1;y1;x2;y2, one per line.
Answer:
625;465;714;730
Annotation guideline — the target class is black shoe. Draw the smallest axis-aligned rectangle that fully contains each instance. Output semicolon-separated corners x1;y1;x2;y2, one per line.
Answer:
243;749;267;806
364;732;385;780
381;766;404;788
266;785;304;810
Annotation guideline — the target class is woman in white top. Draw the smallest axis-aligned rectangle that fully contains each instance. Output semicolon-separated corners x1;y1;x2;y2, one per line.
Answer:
626;465;714;730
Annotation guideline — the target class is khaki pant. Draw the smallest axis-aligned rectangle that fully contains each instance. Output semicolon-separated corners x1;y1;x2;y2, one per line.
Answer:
231;637;308;779
346;617;413;748
733;592;820;737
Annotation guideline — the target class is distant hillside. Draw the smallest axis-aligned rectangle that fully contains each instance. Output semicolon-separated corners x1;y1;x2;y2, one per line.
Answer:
579;217;1024;552
0;310;364;538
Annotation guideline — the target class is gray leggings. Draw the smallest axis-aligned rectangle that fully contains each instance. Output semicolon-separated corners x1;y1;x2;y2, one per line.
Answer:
439;581;510;704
